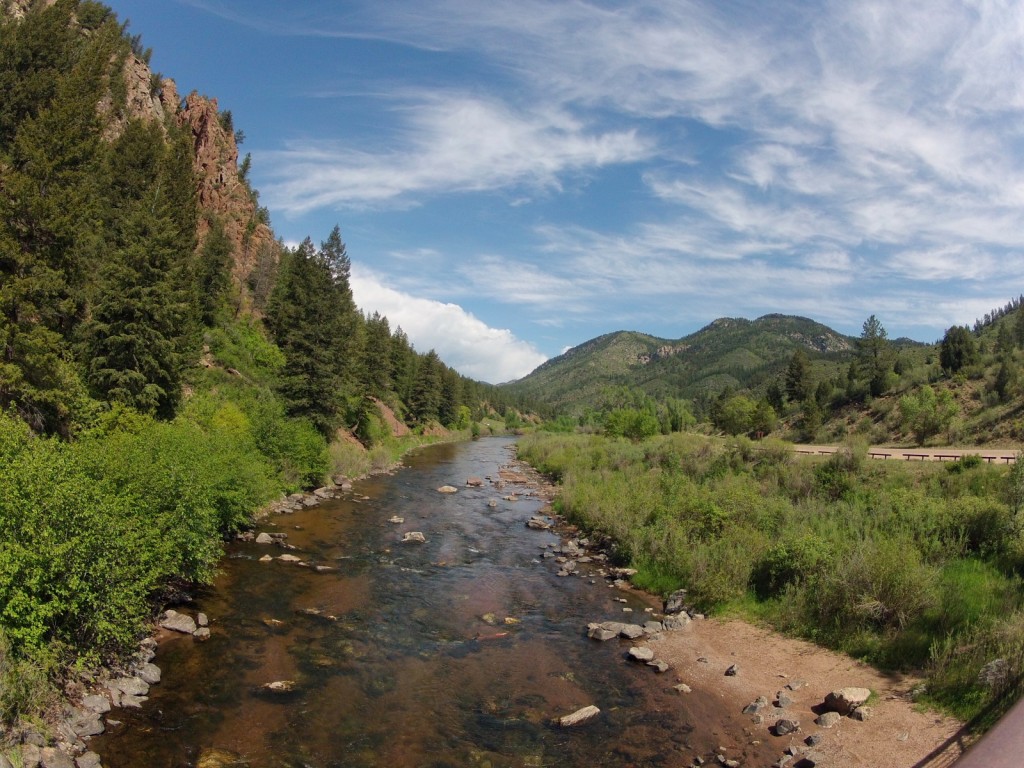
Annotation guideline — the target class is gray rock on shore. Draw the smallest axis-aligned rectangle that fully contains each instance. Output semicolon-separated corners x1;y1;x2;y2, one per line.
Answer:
160;610;197;635
823;687;870;716
40;747;75;768
628;646;655;662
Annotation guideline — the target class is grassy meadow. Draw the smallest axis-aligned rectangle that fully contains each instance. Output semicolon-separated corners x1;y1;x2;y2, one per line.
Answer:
518;431;1024;723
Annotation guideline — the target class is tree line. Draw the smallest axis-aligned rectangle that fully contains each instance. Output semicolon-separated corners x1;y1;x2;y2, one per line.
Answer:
0;0;528;444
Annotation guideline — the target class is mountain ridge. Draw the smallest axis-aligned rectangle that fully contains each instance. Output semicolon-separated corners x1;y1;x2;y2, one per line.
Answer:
505;313;868;412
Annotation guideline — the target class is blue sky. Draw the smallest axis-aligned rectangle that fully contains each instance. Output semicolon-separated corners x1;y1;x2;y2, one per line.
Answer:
109;0;1024;383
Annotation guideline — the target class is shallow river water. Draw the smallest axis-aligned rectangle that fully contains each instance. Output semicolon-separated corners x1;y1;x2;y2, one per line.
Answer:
92;437;769;767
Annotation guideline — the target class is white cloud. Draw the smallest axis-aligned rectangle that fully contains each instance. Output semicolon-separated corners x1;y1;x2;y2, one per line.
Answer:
262;94;652;213
201;0;1024;343
350;266;547;383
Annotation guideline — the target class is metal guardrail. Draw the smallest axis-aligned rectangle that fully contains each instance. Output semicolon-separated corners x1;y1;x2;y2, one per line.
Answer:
947;696;1024;767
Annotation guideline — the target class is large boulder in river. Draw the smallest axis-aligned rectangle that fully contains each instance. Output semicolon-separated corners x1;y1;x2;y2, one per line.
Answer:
161;609;197;635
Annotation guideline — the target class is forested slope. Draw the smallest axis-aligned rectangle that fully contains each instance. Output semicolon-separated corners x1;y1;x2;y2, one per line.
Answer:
0;0;533;728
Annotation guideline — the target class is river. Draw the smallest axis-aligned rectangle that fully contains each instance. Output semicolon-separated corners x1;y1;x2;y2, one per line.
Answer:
92;437;768;767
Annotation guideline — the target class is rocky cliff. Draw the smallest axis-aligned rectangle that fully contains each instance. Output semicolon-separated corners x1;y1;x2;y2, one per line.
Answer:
2;0;280;306
174;91;278;291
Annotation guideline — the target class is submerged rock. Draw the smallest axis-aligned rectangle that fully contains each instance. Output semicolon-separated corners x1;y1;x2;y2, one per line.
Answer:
402;531;427;543
556;704;600;727
197;748;250;768
262;680;297;694
437;485;458;494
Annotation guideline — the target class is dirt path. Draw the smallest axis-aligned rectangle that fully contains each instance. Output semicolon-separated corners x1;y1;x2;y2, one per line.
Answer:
646;615;969;768
799;445;1018;464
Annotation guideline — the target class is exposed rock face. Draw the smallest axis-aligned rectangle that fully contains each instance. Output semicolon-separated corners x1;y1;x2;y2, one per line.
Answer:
177;92;277;289
1;0;51;19
100;53;168;141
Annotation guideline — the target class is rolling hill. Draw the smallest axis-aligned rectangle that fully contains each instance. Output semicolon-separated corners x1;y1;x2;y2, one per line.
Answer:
505;314;862;412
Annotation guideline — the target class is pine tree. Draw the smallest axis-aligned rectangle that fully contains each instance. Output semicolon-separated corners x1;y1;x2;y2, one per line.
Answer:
784;350;812;403
359;311;393;399
390;327;416;405
81;198;194;417
0;17;118;432
408;350;443;424
195;216;233;325
438;367;461;427
857;315;892;397
266;239;345;436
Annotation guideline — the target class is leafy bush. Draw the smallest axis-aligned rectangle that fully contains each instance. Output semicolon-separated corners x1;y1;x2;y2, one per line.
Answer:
0;409;281;662
751;535;833;599
0;629;55;728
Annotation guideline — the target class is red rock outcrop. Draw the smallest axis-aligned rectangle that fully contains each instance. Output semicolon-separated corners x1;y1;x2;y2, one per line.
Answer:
177;91;278;294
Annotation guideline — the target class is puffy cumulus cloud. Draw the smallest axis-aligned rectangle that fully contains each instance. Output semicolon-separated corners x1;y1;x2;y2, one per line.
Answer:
350;267;547;383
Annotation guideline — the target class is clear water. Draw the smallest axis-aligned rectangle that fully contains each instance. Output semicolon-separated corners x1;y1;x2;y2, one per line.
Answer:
92;438;772;767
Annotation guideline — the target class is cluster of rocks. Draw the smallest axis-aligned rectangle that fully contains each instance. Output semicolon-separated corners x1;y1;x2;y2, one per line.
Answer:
1;614;213;768
584;587;700;677
245;528;334;572
160;609;211;641
532;531;619;579
733;684;873;767
253;475;354;517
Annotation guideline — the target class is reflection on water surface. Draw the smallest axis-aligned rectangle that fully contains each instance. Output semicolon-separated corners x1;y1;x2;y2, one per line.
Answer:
93;438;771;767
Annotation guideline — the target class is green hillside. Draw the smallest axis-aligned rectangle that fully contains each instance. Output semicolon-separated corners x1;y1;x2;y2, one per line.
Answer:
508;314;860;412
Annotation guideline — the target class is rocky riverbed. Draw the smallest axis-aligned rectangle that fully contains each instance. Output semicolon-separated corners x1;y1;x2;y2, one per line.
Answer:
13;437;970;768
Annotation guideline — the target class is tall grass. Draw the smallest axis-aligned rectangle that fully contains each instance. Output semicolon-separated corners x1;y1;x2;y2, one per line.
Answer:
518;432;1024;722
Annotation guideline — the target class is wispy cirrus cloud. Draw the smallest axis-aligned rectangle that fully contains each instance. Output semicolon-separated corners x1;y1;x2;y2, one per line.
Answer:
178;0;1024;347
262;94;652;213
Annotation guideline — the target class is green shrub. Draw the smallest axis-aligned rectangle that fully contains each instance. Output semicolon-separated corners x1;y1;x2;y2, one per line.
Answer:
751;535;833;599
0;629;55;728
809;538;939;635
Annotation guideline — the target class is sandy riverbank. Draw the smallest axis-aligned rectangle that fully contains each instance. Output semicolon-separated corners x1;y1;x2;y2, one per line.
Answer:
508;450;971;768
645;614;968;767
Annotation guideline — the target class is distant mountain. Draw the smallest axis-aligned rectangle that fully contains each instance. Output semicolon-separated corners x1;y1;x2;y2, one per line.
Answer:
505;314;859;412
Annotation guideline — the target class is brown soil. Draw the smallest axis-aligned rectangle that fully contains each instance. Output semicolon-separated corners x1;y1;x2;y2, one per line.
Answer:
372;397;410;437
648;616;971;768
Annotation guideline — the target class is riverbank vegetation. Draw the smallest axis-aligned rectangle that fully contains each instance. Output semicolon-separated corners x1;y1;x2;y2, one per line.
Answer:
0;1;536;734
519;432;1024;723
